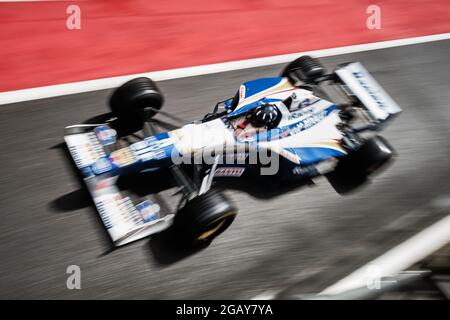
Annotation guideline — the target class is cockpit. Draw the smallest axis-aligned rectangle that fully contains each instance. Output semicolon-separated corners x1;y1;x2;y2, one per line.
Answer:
227;103;282;140
208;77;322;141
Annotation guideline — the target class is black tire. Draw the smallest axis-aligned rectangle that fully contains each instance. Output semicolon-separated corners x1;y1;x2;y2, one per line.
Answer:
109;77;164;127
326;135;395;194
281;55;326;83
174;189;237;244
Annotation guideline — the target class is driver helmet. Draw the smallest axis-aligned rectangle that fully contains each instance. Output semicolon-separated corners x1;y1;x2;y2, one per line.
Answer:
248;103;280;129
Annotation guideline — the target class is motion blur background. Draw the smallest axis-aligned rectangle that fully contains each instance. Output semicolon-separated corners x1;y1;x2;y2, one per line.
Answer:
0;0;450;299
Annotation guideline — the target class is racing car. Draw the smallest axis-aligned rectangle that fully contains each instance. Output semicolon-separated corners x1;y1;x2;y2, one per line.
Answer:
64;56;401;247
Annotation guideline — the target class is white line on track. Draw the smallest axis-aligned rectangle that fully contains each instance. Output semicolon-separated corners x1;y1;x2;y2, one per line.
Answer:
1;32;450;105
320;214;450;296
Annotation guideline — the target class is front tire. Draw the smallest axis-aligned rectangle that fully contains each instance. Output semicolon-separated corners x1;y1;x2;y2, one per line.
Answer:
173;189;237;245
109;77;164;130
326;135;395;194
281;55;326;83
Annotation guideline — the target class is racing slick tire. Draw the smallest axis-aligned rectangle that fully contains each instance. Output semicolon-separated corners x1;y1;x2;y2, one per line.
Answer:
174;189;237;245
326;135;395;194
109;77;164;129
281;55;326;83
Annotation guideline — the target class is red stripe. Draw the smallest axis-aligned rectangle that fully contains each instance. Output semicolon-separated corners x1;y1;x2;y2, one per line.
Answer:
1;0;450;91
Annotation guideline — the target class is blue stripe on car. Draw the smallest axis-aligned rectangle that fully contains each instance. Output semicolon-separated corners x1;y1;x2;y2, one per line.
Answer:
242;77;284;98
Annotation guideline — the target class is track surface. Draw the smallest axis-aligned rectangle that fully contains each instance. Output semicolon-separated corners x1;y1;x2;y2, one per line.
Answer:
1;40;450;299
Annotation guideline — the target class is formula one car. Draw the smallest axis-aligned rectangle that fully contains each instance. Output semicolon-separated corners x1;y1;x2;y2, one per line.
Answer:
64;56;401;247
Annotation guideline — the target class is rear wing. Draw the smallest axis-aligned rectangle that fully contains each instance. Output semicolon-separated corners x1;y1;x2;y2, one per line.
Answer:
335;62;402;123
64;125;174;247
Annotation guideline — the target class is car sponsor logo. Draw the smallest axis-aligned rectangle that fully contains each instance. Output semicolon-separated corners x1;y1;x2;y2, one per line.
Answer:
261;106;334;143
136;200;160;223
352;71;386;109
291;97;321;117
110;148;137;167
91;157;112;174
81;166;93;177
68;138;105;168
239;85;245;102
94;125;117;146
139;150;167;161
289;108;329;135
146;138;173;152
95;180;111;191
299;96;320;108
96;200;113;229
131;138;173;162
130;140;148;151
97;195;144;229
292;165;317;176
214;167;245;177
291;106;314;119
255;105;336;142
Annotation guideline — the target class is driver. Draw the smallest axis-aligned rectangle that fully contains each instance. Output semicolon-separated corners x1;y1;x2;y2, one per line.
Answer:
249;104;280;129
235;103;280;139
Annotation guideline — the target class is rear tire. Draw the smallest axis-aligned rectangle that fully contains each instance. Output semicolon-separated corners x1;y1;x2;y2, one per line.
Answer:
281;55;326;83
109;77;164;130
174;189;237;245
326;136;395;194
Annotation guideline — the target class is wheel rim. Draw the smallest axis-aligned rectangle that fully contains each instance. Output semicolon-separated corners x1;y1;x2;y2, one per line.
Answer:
196;211;235;241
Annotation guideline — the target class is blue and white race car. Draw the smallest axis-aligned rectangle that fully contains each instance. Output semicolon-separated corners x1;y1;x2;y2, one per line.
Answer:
64;56;401;247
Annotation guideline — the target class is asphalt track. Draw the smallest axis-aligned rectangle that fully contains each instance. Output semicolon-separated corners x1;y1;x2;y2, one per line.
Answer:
1;40;450;299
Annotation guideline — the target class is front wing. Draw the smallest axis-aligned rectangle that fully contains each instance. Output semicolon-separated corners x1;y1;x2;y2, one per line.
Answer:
64;125;174;246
